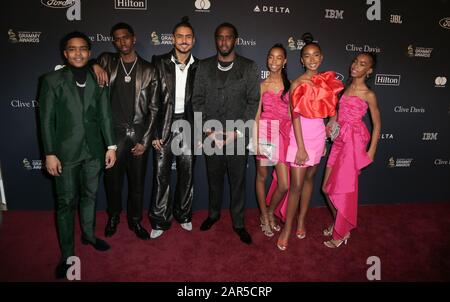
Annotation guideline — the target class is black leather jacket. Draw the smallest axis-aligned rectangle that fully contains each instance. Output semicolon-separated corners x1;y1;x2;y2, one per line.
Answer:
97;52;158;148
148;51;198;143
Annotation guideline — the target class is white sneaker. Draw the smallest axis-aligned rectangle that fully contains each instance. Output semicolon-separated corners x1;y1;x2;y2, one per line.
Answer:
150;229;164;239
180;222;192;231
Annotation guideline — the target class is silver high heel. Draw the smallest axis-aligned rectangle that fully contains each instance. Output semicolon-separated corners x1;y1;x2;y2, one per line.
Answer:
323;233;350;248
323;224;334;237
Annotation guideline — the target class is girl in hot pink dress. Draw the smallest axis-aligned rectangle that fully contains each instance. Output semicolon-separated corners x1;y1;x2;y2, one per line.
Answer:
255;44;291;237
276;33;344;250
322;52;381;248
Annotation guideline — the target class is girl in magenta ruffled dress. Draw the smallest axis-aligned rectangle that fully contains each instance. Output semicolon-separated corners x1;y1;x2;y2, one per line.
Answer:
254;44;291;237
322;52;381;248
276;33;344;250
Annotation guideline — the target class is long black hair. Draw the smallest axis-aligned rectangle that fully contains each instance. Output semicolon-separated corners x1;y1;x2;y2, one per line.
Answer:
268;43;290;97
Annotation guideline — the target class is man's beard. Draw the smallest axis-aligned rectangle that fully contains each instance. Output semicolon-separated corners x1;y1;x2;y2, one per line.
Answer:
175;44;191;54
218;48;234;57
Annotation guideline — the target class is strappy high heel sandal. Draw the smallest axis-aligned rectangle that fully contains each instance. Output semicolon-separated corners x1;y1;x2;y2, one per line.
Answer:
296;228;306;239
277;237;288;251
323;224;334;237
259;216;274;237
268;212;281;232
323;233;350;248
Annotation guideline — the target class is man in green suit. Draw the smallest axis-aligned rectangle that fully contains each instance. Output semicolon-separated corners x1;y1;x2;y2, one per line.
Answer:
39;31;117;279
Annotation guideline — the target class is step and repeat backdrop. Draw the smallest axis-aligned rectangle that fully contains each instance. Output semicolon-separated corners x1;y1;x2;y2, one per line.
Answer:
1;0;449;210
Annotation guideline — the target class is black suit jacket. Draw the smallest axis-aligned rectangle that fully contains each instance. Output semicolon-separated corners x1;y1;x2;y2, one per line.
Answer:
148;51;199;142
97;52;158;148
192;54;260;136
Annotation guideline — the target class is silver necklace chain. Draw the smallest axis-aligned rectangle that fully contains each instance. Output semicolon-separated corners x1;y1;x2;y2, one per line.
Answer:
120;57;137;83
217;61;234;72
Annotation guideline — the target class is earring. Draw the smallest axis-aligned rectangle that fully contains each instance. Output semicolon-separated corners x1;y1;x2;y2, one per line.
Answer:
283;64;286;69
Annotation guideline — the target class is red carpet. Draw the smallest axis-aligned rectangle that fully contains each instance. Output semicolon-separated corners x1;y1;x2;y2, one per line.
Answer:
1;202;449;282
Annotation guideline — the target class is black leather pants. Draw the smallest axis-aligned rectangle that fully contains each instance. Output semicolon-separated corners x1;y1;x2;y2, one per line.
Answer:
149;132;194;230
104;135;148;225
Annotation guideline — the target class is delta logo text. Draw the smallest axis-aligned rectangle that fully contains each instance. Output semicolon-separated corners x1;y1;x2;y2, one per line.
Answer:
380;133;394;140
195;0;211;12
8;29;41;43
375;74;400;86
254;5;291;14
114;0;147;10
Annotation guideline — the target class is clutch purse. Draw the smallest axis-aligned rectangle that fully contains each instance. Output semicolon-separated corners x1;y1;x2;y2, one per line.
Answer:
259;139;276;161
328;121;340;141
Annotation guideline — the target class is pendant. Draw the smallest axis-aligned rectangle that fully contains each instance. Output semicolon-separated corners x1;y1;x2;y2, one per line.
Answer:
124;75;131;83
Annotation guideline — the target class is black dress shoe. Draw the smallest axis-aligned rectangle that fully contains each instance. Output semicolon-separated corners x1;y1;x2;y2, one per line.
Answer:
234;227;252;245
129;223;150;240
200;217;219;231
105;215;120;237
55;259;71;279
81;237;111;251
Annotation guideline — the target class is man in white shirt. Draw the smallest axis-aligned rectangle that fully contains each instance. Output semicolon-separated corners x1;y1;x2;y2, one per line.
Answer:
147;17;198;239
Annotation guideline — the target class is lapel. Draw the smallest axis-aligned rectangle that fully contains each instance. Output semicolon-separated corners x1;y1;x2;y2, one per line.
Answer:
163;54;176;104
184;56;198;105
83;69;97;110
62;67;83;108
109;54;119;86
134;55;143;105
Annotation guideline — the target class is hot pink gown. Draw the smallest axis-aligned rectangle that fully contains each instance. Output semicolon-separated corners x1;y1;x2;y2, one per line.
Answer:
325;95;373;240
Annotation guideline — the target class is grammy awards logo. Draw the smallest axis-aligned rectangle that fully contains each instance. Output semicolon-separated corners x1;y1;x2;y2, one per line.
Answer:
151;31;160;45
8;29;18;43
287;36;305;51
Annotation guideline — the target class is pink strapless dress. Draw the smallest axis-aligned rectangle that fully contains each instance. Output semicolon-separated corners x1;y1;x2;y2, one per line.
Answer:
257;90;291;163
268;72;343;221
325;95;373;240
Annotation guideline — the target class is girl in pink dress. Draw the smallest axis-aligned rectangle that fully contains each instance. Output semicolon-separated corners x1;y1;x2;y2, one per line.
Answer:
277;33;344;250
255;44;291;237
322;52;381;248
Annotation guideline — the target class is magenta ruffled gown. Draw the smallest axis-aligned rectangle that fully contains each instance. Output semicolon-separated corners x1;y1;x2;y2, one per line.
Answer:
325;95;373;240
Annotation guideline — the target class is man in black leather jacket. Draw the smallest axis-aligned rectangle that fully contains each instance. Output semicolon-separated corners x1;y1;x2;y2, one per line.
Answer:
147;17;198;239
94;23;158;240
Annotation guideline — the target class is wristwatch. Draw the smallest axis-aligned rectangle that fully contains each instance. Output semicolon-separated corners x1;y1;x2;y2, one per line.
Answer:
107;145;118;151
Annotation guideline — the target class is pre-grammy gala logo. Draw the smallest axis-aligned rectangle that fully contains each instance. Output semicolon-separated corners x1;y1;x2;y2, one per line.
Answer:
41;0;81;21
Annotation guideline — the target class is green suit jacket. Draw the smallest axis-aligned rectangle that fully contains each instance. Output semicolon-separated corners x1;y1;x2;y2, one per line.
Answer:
39;66;115;163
